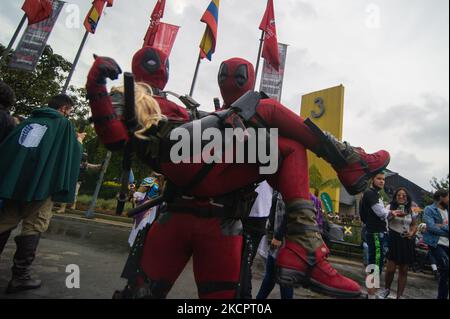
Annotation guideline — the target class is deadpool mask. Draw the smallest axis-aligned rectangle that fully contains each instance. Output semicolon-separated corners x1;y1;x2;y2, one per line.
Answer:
218;58;255;107
132;46;170;90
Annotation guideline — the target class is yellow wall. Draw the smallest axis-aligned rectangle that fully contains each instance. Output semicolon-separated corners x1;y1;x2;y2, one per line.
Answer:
300;85;345;213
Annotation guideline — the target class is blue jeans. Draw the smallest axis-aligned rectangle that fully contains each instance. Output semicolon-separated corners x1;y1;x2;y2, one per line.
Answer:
363;242;369;266
430;245;449;299
256;255;293;299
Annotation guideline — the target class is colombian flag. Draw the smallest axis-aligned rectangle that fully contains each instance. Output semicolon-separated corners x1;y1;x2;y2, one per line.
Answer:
199;0;220;61
84;0;113;34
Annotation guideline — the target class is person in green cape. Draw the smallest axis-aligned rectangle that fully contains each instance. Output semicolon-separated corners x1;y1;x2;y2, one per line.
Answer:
0;94;83;294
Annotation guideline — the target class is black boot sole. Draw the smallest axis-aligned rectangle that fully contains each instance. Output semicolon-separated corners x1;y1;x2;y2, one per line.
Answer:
344;157;391;195
276;267;362;299
5;282;42;294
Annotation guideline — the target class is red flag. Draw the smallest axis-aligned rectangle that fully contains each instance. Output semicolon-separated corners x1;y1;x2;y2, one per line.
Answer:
84;0;114;34
143;0;166;47
152;23;180;56
259;0;280;71
22;0;53;25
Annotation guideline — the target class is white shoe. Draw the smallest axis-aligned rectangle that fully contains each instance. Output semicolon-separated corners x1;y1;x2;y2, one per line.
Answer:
377;289;391;299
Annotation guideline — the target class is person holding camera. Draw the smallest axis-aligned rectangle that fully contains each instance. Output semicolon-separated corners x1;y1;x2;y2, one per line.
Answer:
378;187;417;299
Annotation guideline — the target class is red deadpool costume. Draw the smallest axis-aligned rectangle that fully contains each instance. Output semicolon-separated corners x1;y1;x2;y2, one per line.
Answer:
86;47;390;298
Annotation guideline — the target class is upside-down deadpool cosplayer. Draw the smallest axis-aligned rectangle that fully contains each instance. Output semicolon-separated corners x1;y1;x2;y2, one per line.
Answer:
86;46;390;299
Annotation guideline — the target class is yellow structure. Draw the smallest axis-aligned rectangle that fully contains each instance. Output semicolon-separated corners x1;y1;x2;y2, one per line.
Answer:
300;85;345;212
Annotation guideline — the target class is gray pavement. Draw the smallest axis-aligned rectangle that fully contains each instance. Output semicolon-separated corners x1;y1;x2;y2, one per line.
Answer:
0;213;440;299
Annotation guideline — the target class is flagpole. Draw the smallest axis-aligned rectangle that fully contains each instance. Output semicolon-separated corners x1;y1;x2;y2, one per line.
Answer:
254;30;265;90
62;30;89;94
189;54;202;97
1;14;27;63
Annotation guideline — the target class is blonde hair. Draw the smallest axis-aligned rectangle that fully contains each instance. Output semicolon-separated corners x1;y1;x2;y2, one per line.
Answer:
111;82;166;140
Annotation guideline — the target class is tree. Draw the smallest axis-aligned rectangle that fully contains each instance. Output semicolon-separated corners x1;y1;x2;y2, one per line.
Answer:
0;43;89;120
424;174;449;205
430;174;449;192
309;165;341;197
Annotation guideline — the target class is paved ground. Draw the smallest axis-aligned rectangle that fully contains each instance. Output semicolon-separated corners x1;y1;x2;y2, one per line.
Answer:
0;213;439;299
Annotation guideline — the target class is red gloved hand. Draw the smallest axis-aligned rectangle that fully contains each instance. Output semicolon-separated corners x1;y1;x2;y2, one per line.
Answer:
87;55;122;86
86;55;128;151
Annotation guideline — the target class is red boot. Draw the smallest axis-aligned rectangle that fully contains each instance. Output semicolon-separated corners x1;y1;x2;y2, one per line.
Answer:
334;147;390;195
276;241;361;298
304;119;390;195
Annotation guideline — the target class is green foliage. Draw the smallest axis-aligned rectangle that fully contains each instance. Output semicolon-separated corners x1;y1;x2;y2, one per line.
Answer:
423;174;449;205
309;165;341;197
81;140;153;191
1;42;153;197
98;182;121;199
76;194;133;212
0;43;89;119
430;174;449;192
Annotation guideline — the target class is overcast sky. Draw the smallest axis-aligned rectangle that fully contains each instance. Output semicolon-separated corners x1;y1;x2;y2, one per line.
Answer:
1;0;448;191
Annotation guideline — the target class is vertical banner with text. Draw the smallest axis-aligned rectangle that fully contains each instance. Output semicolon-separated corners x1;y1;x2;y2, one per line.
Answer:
151;22;180;57
259;43;288;102
9;0;64;72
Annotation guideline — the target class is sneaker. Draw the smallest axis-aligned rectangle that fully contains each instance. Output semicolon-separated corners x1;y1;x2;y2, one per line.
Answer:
377;289;391;299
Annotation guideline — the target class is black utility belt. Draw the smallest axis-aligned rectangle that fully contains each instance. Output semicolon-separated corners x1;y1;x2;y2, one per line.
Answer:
166;203;233;219
166;191;257;220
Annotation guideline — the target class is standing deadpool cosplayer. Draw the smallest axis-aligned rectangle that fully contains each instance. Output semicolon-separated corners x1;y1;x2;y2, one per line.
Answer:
86;47;390;299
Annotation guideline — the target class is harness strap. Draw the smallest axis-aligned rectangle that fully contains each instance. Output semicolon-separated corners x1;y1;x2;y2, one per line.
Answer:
90;113;117;125
86;91;109;102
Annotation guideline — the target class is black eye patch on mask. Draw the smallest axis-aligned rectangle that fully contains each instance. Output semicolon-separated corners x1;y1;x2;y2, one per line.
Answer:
142;49;162;73
218;62;229;84
234;64;248;87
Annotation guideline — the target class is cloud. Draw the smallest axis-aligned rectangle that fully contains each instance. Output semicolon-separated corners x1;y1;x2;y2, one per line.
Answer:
388;150;448;191
372;94;449;149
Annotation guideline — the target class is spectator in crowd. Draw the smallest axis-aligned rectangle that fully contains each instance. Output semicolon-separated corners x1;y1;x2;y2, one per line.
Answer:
0;94;82;293
56;149;101;213
0;80;16;143
256;190;293;299
378;187;418;299
423;189;449;299
128;183;137;209
360;172;405;299
128;177;161;247
240;181;273;299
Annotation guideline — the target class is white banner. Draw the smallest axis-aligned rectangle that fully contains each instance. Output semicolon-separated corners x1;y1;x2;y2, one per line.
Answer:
9;0;64;72
259;43;288;102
